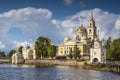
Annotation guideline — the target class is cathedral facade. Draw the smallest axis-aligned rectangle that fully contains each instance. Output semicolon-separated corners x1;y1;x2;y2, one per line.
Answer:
57;12;106;63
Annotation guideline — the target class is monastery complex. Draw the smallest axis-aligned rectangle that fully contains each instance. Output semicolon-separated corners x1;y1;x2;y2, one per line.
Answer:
12;12;106;64
57;12;106;63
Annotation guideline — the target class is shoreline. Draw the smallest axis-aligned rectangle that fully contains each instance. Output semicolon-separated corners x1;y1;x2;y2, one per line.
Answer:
82;65;111;72
24;59;111;72
4;59;117;74
24;59;84;67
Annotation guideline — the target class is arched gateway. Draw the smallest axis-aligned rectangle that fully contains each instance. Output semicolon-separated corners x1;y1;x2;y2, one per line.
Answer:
93;58;98;63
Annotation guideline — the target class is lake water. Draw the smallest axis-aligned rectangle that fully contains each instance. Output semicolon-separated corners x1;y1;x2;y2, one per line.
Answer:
0;64;120;80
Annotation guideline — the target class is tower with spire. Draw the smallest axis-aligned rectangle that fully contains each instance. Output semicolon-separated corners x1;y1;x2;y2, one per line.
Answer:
87;11;97;41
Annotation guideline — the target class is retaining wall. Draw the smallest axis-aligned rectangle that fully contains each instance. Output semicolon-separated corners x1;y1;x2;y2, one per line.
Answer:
25;59;84;67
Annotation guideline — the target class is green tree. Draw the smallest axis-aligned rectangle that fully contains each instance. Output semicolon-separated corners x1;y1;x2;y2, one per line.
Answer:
8;50;16;57
104;37;112;59
104;37;120;60
0;51;6;57
68;48;73;59
73;45;80;59
47;45;56;58
35;36;51;59
110;38;120;60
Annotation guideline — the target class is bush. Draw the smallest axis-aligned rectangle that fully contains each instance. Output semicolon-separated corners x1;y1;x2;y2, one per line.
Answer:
77;58;85;62
89;64;107;68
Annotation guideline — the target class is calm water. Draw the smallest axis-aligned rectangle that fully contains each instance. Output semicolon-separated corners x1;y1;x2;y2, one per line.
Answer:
0;64;120;80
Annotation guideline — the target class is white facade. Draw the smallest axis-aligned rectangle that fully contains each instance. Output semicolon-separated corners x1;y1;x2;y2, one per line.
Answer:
90;38;106;63
12;52;24;64
22;47;36;59
12;46;36;64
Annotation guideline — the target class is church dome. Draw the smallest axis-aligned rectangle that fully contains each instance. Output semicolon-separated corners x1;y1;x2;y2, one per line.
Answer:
64;37;71;42
77;24;87;33
73;34;77;40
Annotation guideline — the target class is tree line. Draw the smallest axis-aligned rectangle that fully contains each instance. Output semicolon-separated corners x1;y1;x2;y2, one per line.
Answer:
104;37;120;60
6;36;120;60
6;36;81;60
0;51;6;57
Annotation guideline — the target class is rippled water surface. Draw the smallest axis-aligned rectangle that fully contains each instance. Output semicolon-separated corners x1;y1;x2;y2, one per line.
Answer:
0;64;120;80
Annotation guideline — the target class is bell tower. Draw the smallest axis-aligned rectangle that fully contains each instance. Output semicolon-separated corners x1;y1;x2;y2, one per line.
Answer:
88;11;97;41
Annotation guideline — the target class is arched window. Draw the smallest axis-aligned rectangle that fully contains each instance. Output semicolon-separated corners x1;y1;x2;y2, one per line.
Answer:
28;50;33;59
94;29;96;34
89;37;91;40
89;29;91;34
90;23;92;26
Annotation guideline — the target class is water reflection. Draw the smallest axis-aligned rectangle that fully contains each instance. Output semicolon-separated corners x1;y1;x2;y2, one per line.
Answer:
0;64;120;80
11;64;35;68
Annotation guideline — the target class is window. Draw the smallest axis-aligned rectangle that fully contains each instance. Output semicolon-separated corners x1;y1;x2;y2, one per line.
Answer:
67;47;68;49
65;47;66;50
89;29;91;34
65;51;66;54
90;23;92;27
67;50;68;53
89;37;91;40
94;29;96;34
90;23;92;26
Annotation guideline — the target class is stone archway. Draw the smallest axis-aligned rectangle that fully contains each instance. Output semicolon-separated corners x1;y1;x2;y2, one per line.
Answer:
93;58;98;63
28;50;33;59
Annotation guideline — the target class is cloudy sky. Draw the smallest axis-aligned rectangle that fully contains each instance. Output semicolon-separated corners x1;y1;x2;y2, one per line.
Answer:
0;0;120;52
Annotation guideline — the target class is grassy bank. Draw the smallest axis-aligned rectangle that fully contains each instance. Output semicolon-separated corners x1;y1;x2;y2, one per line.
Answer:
83;63;111;71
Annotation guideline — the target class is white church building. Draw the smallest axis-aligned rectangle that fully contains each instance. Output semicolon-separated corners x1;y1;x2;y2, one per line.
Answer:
12;45;36;64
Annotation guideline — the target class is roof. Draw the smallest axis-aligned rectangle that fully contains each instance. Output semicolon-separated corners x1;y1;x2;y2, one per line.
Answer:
77;24;87;33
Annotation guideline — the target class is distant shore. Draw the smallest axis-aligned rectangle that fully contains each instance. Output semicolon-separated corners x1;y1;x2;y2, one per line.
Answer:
2;59;111;72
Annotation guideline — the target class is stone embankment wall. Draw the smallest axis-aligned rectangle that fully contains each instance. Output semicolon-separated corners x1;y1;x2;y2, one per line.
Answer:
25;59;84;67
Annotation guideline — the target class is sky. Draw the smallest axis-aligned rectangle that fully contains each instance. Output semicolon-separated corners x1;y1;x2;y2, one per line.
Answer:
0;0;120;52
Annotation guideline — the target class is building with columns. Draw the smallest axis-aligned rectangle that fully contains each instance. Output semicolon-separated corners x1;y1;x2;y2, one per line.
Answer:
57;12;106;63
